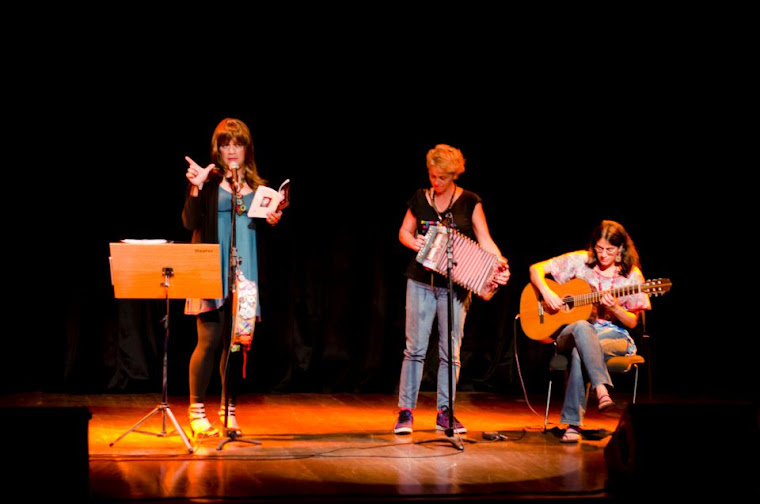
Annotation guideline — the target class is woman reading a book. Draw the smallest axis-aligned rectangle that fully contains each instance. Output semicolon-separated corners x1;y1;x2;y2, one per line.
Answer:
528;219;650;443
393;144;510;435
182;117;283;438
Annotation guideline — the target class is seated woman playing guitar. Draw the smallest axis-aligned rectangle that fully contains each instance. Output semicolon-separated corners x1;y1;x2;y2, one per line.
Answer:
528;220;650;443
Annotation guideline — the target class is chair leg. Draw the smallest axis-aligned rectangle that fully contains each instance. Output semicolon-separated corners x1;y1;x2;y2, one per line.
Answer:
642;334;653;401
544;379;553;431
584;382;591;408
632;365;639;404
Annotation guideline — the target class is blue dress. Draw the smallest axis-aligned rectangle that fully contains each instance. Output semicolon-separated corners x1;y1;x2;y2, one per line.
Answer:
185;186;261;318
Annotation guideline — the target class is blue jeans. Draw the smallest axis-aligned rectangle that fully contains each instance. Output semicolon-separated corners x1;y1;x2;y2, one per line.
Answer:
398;278;471;411
556;320;632;426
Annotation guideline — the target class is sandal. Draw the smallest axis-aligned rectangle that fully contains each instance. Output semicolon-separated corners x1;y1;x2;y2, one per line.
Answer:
188;403;219;439
598;393;614;412
219;403;242;434
561;425;581;443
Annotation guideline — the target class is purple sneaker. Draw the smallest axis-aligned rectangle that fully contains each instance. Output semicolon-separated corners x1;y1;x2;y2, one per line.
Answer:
394;409;413;434
436;408;467;434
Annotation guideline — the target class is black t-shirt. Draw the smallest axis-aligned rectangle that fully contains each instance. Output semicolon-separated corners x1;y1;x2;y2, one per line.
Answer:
403;188;482;293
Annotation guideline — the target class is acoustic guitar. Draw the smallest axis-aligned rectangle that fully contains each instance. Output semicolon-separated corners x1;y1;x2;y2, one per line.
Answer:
519;277;671;343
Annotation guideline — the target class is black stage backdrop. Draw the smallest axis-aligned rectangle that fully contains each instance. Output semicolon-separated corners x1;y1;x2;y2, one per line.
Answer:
4;27;750;403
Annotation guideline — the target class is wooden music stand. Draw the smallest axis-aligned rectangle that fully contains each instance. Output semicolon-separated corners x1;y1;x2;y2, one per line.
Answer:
108;242;222;453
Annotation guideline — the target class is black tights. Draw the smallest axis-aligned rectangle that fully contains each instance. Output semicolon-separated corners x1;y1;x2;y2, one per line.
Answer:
188;304;243;405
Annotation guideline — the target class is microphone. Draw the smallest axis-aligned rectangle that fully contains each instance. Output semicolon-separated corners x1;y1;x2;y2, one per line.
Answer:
229;162;239;190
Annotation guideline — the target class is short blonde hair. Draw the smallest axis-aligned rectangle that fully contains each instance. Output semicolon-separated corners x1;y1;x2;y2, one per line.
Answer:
426;144;465;177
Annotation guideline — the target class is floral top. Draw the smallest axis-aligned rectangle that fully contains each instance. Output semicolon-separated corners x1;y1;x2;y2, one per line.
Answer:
546;250;650;355
547;250;651;312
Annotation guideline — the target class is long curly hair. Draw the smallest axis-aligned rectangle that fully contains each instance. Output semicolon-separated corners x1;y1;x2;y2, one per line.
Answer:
586;220;641;277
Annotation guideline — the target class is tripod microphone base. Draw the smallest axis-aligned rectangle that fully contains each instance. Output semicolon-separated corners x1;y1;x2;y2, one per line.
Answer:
216;430;262;451
415;433;476;451
110;402;194;454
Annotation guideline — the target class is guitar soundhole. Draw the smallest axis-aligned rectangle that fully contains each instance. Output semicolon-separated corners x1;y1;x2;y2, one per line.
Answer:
563;296;574;311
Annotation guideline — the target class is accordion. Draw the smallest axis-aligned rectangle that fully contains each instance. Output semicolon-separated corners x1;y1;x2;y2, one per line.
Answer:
416;225;506;299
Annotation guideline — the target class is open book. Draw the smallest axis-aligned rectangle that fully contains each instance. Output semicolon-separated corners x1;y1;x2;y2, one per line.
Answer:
247;179;291;218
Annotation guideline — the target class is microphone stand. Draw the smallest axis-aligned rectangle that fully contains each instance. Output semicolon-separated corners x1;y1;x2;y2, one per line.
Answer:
217;169;261;450
416;212;475;451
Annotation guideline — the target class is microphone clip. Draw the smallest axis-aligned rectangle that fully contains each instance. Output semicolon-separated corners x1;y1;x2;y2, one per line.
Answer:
442;211;454;228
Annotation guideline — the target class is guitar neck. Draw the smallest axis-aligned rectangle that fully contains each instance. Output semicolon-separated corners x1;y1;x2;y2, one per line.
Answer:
569;283;644;307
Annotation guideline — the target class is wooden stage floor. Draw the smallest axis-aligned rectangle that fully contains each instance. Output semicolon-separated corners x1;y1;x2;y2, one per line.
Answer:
1;391;757;502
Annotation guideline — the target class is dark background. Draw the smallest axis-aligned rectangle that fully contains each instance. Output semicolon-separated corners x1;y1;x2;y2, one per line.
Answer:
4;18;750;403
